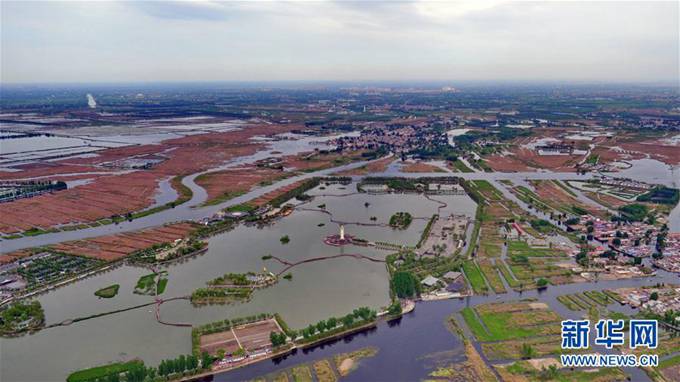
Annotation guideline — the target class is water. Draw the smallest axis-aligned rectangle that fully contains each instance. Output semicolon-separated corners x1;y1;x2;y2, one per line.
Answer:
0;184;476;381
614;158;678;188
217;300;467;382
216;267;678;382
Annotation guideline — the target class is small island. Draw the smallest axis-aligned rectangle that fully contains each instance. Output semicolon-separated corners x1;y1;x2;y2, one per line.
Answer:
191;272;277;305
133;272;168;296
389;212;413;229
0;300;45;336
94;284;120;299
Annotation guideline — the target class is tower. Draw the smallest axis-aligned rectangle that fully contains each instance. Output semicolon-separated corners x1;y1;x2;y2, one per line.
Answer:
340;225;345;240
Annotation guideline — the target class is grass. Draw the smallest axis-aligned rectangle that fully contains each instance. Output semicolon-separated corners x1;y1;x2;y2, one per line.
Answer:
225;203;256;213
22;227;51;237
312;360;337;382
497;260;520;288
586;154;600;165
557;295;581;311
67;360;143;382
508;240;566;257
463;260;488;294
552;180;577;197
583;290;611;306
94;284;120;299
502;360;626;382
451;159;474;173
477;260;506;294
461;307;489;341
477;311;549;341
135;274;156;290
156;278;168;295
603;290;623;303
202;190;246;207
463;302;562;342
659;354;680;368
291;365;313;382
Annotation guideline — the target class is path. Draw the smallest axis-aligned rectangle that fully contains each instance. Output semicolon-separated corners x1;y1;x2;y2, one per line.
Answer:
269;253;386;276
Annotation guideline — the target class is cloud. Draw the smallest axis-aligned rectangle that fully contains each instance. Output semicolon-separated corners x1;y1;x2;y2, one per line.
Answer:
1;0;677;83
125;0;236;21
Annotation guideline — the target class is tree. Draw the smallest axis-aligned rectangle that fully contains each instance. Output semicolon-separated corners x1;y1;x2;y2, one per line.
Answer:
201;351;213;370
342;314;354;327
158;360;168;376
612;238;621;246
316;320;326;333
270;331;286;347
391;271;420;298
177;354;186;373
536;278;549;289
326;317;337;330
306;324;316;337
388;301;402;316
650;292;659;301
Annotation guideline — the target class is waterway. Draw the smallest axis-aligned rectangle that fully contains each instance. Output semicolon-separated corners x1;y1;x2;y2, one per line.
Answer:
0;183;476;381
216;267;680;382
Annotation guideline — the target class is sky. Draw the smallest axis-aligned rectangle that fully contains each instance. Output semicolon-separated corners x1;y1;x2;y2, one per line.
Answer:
1;0;678;84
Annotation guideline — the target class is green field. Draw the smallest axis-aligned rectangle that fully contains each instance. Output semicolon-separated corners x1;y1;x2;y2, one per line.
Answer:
507;241;565;257
462;260;488;294
461;307;488;340
451;159;474;173
461;303;560;342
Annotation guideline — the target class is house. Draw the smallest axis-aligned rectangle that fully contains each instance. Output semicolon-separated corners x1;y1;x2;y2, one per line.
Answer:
421;275;440;288
442;271;462;281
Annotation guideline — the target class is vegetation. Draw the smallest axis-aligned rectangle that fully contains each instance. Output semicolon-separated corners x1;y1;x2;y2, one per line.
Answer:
450;159;474;173
0;300;45;335
462;260;488;294
388;212;413;229
529;219;554;234
618;203;649;222
129;239;207;264
637;186;679;205
390;271;420;298
298;307;377;344
416;214;437;249
94;284;120;299
269;178;321;208
270;331;287;347
66;360;145;382
461;302;561;342
280;235;290;244
133;272;168;296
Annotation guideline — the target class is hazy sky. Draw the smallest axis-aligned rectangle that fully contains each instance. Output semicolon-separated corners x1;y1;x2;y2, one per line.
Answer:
1;1;678;84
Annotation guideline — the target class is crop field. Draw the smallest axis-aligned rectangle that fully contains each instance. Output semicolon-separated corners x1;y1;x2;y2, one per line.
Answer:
462;301;561;342
481;336;564;360
198;318;284;356
51;222;198;261
462;260;488;294
557;291;614;311
477;259;506;294
507;241;567;258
